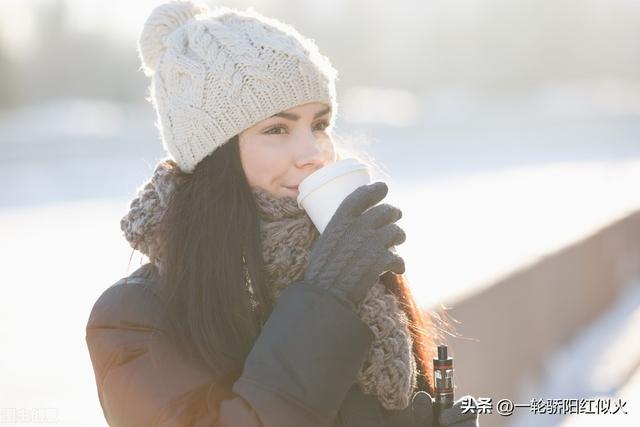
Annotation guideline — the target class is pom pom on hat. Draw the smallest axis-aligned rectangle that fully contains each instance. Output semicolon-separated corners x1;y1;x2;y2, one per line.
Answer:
138;0;208;76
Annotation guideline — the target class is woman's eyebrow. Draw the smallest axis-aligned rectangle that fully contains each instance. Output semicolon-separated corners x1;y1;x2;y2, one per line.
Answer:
270;106;331;121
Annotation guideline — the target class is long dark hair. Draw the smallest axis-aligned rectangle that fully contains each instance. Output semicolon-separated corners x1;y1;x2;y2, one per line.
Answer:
154;135;440;393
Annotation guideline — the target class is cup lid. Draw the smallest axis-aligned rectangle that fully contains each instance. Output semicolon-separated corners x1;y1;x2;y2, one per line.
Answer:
297;158;369;206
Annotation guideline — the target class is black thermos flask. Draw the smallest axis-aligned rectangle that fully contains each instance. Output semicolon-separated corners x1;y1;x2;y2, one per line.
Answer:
433;344;454;425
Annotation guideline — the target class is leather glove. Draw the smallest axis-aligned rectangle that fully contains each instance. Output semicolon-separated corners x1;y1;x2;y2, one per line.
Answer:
304;181;406;307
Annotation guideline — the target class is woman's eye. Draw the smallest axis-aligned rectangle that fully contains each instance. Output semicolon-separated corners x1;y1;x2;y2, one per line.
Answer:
314;121;330;132
264;120;330;135
265;125;287;135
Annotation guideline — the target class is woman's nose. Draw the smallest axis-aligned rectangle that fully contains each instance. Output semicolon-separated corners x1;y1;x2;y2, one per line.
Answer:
294;132;330;169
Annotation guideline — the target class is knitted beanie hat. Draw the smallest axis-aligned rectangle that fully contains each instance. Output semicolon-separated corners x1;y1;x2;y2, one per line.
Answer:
138;0;338;173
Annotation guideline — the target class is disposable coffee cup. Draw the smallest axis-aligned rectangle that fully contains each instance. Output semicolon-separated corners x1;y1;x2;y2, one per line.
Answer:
297;158;371;233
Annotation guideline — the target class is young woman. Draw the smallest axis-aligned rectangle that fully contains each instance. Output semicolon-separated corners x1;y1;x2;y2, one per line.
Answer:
85;2;480;426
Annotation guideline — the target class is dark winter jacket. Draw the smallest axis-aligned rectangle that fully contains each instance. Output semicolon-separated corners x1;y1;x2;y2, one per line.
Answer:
85;263;432;426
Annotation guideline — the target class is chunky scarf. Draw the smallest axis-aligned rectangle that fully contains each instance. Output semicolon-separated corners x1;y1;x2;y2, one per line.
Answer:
120;159;417;410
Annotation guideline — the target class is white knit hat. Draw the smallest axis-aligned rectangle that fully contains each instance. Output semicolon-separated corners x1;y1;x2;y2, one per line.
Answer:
138;0;338;173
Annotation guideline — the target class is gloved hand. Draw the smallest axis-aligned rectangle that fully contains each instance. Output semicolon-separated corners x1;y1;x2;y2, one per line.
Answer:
232;182;409;427
304;181;406;307
411;391;480;427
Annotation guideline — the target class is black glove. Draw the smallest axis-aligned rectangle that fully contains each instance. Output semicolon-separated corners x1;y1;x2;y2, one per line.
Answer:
232;182;407;427
304;181;406;307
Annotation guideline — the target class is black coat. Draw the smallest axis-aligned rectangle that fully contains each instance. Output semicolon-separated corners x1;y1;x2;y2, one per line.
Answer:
85;263;432;426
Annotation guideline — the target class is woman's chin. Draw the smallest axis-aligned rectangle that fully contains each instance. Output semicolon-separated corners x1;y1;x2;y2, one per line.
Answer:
281;186;300;199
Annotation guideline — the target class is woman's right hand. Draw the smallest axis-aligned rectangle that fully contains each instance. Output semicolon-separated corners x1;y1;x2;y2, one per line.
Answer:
304;181;407;307
232;181;405;426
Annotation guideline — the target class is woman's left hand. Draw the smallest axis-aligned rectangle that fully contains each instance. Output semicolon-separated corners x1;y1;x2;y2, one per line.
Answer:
438;395;480;427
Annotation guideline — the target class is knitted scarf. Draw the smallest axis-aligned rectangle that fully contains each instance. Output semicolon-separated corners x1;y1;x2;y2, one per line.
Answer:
120;159;417;410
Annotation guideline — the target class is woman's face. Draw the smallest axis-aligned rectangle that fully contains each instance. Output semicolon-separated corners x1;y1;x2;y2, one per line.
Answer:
239;102;336;199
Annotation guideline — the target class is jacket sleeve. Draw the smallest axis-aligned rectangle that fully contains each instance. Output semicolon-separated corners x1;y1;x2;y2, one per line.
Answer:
86;278;374;427
232;281;374;427
85;279;263;427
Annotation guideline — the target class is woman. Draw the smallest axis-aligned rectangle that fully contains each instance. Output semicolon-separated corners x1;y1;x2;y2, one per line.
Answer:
85;1;480;426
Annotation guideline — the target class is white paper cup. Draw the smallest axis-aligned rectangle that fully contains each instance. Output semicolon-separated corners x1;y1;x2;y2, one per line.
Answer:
297;158;372;233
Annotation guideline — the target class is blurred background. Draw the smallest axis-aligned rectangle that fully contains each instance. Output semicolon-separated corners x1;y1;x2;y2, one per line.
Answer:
0;0;638;425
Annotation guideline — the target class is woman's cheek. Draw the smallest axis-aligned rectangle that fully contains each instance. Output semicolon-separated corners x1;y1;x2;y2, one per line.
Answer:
241;142;272;188
256;142;290;191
